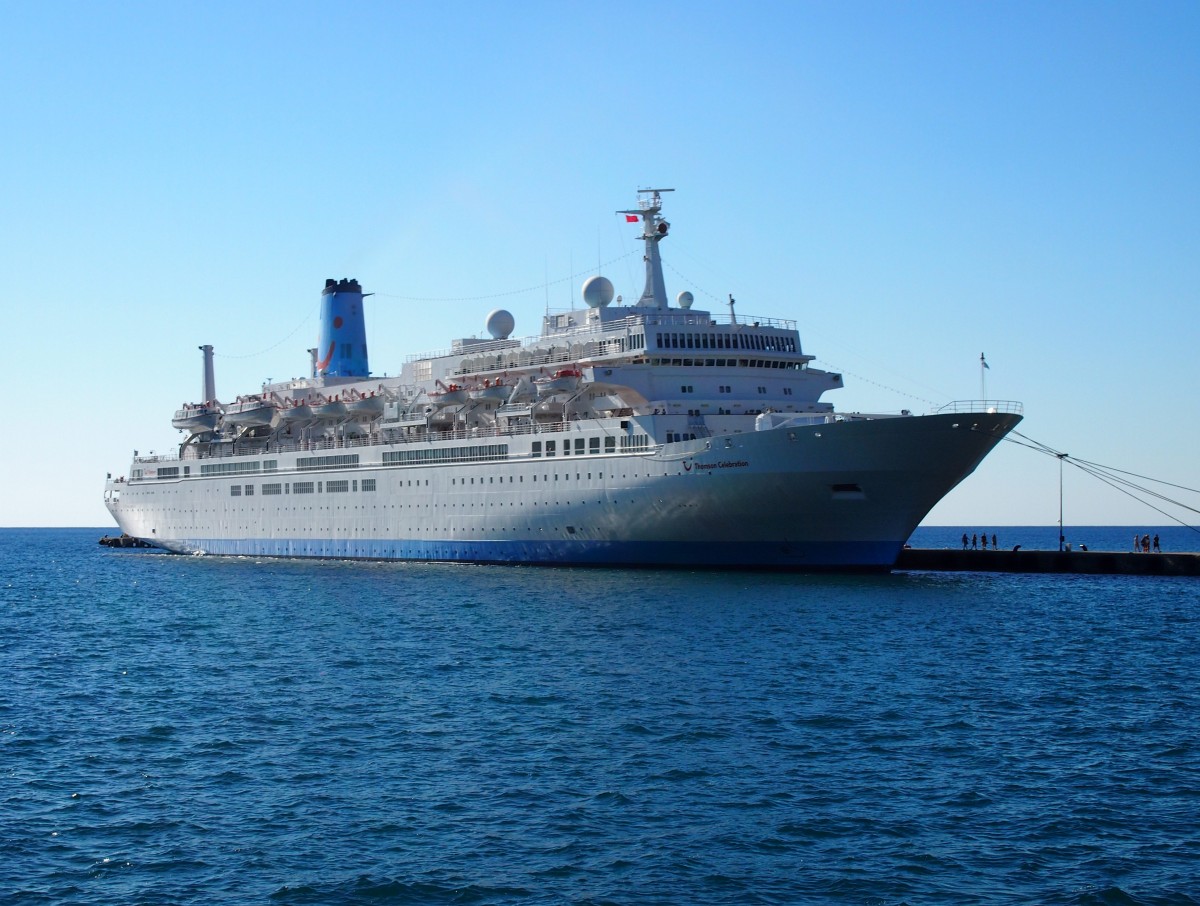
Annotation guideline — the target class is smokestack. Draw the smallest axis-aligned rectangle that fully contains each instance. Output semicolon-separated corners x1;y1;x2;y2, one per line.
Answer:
316;278;369;378
199;344;216;402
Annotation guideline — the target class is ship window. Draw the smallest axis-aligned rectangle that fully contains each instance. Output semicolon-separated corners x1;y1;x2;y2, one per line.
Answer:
362;479;375;492
263;483;282;495
263;460;277;472
605;437;616;453
575;439;584;454
546;441;556;457
327;480;349;493
532;441;542;458
294;482;314;494
686;334;694;348
245;484;254;496
183;466;190;476
589;437;599;454
230;485;241;496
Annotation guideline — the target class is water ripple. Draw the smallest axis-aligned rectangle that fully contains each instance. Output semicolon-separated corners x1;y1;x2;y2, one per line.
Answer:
3;530;1199;904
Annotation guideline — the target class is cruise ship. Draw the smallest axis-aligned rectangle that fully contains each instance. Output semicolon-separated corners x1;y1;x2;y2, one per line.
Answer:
103;189;1022;570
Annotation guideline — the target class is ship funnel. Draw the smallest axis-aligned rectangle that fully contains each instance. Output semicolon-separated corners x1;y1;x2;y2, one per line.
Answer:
199;344;216;402
316;278;369;378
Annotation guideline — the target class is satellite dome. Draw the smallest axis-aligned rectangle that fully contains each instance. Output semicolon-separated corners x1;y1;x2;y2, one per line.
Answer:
485;308;515;339
582;275;615;308
677;291;694;309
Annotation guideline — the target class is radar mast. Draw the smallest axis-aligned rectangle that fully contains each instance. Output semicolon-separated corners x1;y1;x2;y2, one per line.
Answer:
617;188;674;309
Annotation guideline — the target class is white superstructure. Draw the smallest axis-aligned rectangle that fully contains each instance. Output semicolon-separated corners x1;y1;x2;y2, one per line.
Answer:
104;190;1022;570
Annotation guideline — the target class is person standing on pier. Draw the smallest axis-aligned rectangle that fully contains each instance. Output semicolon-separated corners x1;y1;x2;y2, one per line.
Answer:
962;533;969;550
972;533;978;549
1154;534;1161;553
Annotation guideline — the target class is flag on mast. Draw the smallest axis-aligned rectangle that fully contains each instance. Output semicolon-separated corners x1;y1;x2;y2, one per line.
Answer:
980;352;990;370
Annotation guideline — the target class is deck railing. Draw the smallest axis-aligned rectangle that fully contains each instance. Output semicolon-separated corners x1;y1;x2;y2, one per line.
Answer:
934;400;1024;416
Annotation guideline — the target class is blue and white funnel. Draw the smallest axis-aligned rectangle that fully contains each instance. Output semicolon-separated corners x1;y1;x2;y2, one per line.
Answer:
316;278;369;378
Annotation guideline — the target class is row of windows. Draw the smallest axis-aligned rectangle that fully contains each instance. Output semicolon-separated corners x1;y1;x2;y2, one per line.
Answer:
231;478;377;497
202;461;261;476
383;444;509;466
655;331;797;353
451;472;607;485
650;357;801;369
531;437;617;457
297;454;360;471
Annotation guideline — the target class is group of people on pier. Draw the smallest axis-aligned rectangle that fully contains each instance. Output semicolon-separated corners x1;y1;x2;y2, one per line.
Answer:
962;532;998;550
1134;533;1161;553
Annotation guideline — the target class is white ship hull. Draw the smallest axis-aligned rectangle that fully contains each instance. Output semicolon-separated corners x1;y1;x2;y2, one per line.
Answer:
104;409;1019;570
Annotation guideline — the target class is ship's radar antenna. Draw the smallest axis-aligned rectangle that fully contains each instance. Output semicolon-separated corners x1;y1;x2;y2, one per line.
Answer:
617;187;675;309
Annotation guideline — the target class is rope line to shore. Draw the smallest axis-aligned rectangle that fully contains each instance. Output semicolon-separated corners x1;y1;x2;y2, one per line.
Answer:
1004;430;1200;535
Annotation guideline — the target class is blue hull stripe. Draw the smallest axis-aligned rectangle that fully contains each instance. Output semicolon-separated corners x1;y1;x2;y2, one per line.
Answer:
171;537;901;570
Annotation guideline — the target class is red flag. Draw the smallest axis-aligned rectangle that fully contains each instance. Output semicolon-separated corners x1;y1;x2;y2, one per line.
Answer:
625;214;639;223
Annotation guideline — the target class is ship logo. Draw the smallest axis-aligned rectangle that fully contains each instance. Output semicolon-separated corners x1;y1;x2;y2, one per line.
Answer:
315;341;336;372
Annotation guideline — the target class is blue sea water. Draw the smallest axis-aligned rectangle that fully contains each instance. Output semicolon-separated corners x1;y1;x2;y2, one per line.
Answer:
3;528;1199;905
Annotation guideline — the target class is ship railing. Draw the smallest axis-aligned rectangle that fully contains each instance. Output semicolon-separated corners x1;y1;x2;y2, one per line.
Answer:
934;400;1024;416
130;416;676;479
407;311;797;365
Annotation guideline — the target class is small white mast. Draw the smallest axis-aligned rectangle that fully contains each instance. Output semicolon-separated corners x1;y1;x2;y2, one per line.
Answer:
617;187;674;309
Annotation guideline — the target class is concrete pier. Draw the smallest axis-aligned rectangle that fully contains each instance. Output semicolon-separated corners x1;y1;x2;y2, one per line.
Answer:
896;548;1200;576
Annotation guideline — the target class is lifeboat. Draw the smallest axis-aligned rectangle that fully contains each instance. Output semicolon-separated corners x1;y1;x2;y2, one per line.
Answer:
222;395;275;428
535;368;583;397
171;400;221;434
469;378;510;404
429;381;469;406
312;394;348;419
345;389;386;418
276;397;315;423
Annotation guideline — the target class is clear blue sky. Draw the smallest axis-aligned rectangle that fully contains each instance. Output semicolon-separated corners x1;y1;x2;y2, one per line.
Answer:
4;1;1197;528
